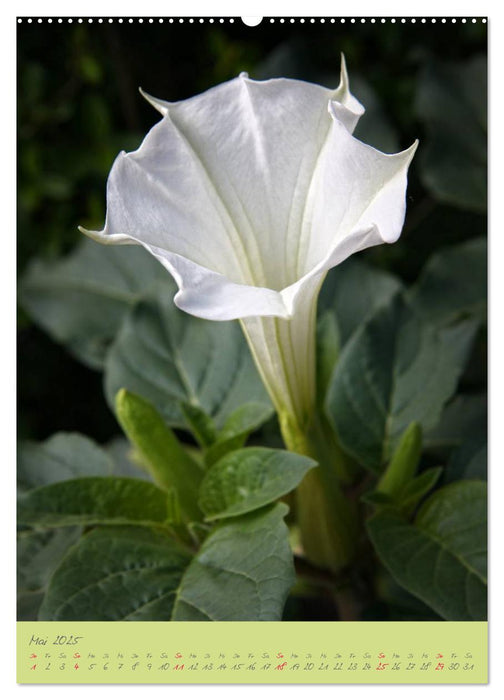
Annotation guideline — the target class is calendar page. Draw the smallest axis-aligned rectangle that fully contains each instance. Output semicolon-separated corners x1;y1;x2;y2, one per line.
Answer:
17;13;488;686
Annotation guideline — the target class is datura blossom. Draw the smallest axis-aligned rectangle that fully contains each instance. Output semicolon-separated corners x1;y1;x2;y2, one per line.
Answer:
82;57;417;446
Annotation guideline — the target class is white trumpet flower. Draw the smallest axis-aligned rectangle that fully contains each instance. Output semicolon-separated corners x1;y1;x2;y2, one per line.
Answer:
82;57;417;446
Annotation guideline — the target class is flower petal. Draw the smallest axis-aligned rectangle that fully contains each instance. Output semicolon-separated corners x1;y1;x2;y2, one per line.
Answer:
329;54;365;133
88;63;413;324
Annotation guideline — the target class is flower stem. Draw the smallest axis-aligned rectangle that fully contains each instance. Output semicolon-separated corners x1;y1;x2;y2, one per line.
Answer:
280;411;360;576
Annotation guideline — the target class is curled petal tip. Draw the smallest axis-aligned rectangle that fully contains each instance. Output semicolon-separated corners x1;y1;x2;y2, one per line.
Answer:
339;53;349;90
78;224;134;246
239;71;250;79
139;87;170;116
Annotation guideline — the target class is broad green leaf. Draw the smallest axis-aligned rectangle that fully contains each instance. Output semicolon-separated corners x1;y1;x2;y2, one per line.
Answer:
408;238;487;327
19;239;164;369
425;394;487;452
39;526;191;620
17;432;113;492
115;389;203;522
367;481;487;620
104;282;271;430
326;295;478;471
319;257;403;347
17;527;81;620
198;448;315;521
445;435;487;483
415;55;487;212
172;504;294;620
18;477;170;528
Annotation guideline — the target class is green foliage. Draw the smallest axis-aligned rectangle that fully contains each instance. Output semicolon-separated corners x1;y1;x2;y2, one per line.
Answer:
18;477;171;529
376;423;422;497
17;527;82;621
408;238;487;327
19;239;164;369
198;448;315;521
172;504;294;621
39;505;294;622
319;258;403;347
115;389;203;522
39;526;192;621
326;295;478;471
445;435;487;482
104;282;272;430
425;394;487;452
17;432;113;492
367;481;487;620
415;55;487;212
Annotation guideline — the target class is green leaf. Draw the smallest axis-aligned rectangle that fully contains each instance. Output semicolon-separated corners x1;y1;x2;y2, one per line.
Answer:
445;436;487;483
180;403;218;447
408;238;487;327
17;527;82;620
319;258;403;347
204;402;275;466
19;239;164;369
326;295;478;471
40;505;294;621
367;481;487;620
39;526;191;620
18;432;113;492
115;389;203;522
377;423;422;497
198;448;315;521
18;477;170;529
104;282;271;430
397;467;443;516
415;55;487;212
425;394;487;452
172;504;294;620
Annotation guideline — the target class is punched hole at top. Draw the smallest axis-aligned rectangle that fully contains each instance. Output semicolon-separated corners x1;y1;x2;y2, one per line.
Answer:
241;16;263;27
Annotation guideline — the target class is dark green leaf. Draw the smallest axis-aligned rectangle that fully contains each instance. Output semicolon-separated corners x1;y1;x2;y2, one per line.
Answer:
39;526;191;620
18;477;170;528
408;238;487;327
425;394;487;452
415;55;487;212
17;527;82;620
319;257;403;346
198;448;315;520
326;295;478;471
19;239;164;368
172;504;294;620
18;432;113;492
445;435;487;482
104;282;271;430
367;481;487;620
